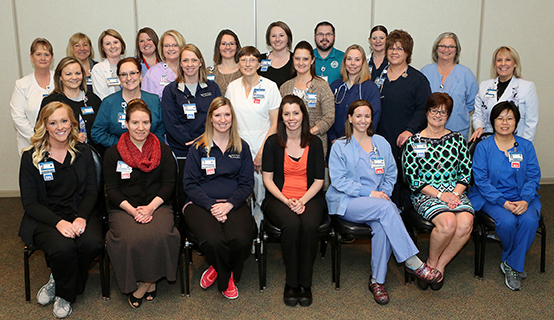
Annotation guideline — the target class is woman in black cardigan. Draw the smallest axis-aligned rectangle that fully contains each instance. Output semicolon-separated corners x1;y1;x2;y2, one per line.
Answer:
19;101;102;319
262;94;325;307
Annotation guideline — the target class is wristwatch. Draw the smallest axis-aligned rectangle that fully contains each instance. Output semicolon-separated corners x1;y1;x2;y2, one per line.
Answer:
436;192;443;200
453;191;460;196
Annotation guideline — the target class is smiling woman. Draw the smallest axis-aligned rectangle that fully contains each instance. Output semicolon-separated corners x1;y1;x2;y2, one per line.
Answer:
259;21;294;88
66;33;97;92
91;29;126;100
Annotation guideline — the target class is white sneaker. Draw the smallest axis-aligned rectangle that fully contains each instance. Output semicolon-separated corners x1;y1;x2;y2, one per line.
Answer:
53;296;72;319
37;274;55;305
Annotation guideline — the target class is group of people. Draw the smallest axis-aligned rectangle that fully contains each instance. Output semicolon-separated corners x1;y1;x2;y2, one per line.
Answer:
13;20;541;318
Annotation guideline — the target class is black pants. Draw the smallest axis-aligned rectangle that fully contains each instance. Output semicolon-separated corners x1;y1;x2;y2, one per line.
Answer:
33;215;103;303
183;203;255;291
263;196;324;288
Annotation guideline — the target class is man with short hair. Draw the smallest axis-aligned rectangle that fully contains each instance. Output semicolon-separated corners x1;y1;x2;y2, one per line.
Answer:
313;21;344;84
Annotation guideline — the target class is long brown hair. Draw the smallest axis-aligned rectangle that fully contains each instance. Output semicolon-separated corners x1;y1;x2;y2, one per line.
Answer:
344;100;374;143
277;95;312;148
194;97;242;155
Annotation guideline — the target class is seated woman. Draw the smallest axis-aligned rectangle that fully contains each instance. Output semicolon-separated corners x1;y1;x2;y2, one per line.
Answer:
403;92;474;290
40;57;103;154
326;100;442;305
183;97;255;299
262;95;325;307
91;57;165;149
19;101;102;319
280;41;334;156
469;101;541;291
104;99;180;308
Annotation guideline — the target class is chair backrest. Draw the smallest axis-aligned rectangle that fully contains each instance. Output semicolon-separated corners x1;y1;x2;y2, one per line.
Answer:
171;151;182;227
89;145;108;225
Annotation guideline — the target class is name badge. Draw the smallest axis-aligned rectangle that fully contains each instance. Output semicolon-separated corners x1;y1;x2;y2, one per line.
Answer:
106;77;120;86
118;112;126;129
207;74;215;81
414;143;427;158
116;161;133;173
39;161;55;175
306;93;317;108
86;77;93;86
160;74;171;86
485;88;497;97
253;88;265;99
374;77;385;88
260;59;271;72
81;106;94;115
201;157;216;170
371;157;385;175
121;172;131;179
509;151;523;168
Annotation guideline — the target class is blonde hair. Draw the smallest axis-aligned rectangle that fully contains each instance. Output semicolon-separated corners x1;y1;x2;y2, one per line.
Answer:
177;44;208;84
491;46;522;79
340;45;371;83
53;57;87;93
194;97;242;155
158;30;186;62
98;29;126;59
66;32;94;60
25;101;80;168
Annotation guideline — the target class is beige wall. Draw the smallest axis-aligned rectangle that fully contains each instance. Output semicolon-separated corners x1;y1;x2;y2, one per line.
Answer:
1;0;552;195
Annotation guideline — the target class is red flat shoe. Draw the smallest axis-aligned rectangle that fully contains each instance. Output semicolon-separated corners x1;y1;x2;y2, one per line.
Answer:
405;262;442;283
369;282;389;305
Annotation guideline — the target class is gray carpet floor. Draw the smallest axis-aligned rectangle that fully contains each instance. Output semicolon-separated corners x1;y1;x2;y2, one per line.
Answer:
1;185;553;319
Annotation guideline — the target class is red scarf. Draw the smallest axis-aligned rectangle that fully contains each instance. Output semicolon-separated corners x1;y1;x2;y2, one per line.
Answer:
117;132;161;172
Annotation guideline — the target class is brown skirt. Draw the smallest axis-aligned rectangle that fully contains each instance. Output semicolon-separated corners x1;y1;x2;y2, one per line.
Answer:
106;205;180;293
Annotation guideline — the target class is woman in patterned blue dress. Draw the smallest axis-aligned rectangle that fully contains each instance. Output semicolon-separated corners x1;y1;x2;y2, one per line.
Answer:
403;92;474;290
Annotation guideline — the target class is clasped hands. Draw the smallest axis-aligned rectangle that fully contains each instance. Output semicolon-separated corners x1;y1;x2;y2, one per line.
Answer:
133;205;155;224
439;192;462;209
56;217;87;238
503;200;529;216
211;202;234;223
286;198;305;215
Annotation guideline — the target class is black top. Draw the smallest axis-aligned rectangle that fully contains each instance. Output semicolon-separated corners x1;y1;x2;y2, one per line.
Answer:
40;91;104;155
104;141;176;209
19;143;97;245
261;134;325;209
368;54;389;82
258;51;295;88
497;78;510;101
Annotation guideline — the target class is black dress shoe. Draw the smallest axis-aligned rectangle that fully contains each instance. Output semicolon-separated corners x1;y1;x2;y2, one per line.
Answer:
298;286;312;307
283;284;298;307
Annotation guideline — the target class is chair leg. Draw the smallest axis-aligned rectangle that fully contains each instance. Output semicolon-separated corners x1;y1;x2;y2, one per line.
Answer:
179;246;185;296
24;247;32;302
255;237;263;292
184;242;191;297
320;239;328;258
479;231;487;278
335;233;342;290
262;233;268;290
540;221;546;273
99;247;109;300
474;226;482;278
330;232;336;284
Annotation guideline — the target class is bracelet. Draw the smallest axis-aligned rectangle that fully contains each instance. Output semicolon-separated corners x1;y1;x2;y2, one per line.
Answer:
436;192;443;200
452;191;460;196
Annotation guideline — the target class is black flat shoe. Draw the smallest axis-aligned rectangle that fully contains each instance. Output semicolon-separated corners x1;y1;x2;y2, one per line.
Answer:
283;284;298;307
430;275;445;291
417;277;429;290
145;289;157;302
128;293;144;309
298;286;312;307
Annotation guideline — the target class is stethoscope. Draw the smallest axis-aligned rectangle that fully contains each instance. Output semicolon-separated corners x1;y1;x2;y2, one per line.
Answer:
334;82;363;105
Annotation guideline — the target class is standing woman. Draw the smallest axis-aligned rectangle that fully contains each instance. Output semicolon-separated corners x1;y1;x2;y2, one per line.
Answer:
91;57;165;149
328;45;381;149
376;29;431;207
470;46;539;142
262;95;325;307
10;38;55;155
142;30;186;100
421;32;478;140
326;100;442;305
161;44;221;206
367;25;389;85
19;101;103;318
91;29;126;100
403;93;474;290
40;57;103;154
280;41;334;156
135;27;161;72
183;97;255;299
226;46;282;224
104;99;180;308
66;33;97;92
208;29;242;95
259;21;295;88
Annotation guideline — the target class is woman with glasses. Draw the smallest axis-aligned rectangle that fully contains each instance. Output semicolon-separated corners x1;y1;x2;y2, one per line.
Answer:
403;92;474;291
91;57;165;148
421;32;478;140
208;29;242;95
470;46;538;143
91;29;125;100
142;30;186;100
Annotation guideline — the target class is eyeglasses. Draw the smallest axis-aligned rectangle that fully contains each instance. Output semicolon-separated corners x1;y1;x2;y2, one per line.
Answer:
221;42;236;47
387;46;404;52
429;109;448;117
119;71;140;78
437;45;457;50
495;116;515;123
163;44;179;48
239;58;258;64
315;32;334;38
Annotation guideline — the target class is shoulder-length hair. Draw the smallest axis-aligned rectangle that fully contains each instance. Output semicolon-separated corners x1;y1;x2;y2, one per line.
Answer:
158;30;186;62
292;41;318;82
26;101;80;168
53;57;87;94
431;32;461;64
66;33;94;60
344;100;374;143
491;46;522;79
277;95;312;148
98;29;126;59
213;29;242;65
386;29;413;64
176;44;208;84
195;97;242;155
265;21;293;50
340;44;371;83
490;101;521;133
135;27;161;63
